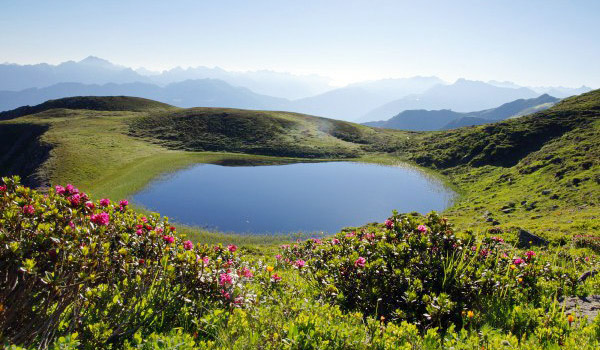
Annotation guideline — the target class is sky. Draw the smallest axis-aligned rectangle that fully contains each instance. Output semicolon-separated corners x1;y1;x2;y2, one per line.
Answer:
1;0;599;87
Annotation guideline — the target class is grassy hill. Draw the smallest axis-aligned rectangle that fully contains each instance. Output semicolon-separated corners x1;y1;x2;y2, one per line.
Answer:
393;89;600;240
0;91;598;243
0;92;599;349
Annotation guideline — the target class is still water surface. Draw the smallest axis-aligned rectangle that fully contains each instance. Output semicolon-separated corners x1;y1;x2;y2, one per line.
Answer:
132;162;455;234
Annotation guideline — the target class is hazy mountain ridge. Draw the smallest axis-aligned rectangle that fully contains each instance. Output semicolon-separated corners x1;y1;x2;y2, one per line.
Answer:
364;94;560;131
359;79;544;122
0;57;592;121
0;80;289;112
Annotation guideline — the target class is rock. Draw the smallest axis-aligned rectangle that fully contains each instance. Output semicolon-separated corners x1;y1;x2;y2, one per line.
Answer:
541;190;551;195
501;208;514;214
560;295;600;322
578;270;598;283
486;217;494;222
550;194;559;200
517;229;548;248
492;220;500;226
521;201;528;206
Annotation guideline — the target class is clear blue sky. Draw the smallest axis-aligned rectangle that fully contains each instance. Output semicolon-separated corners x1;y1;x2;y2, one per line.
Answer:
1;0;599;87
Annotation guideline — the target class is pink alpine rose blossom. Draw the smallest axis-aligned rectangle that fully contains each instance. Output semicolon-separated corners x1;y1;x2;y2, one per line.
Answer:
55;185;66;195
162;235;175;244
119;200;129;207
384;219;394;229
183;240;194;250
355;257;366;268
295;259;306;268
271;273;282;282
417;225;428;233
219;273;233;286
228;244;238;253
90;212;110;226
22;204;35;215
99;198;110;207
68;194;81;206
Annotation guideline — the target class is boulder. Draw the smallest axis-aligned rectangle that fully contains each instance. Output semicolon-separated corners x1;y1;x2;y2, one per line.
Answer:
560;295;600;322
517;228;548;248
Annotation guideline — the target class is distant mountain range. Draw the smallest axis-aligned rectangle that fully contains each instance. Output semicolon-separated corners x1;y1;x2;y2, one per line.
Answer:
0;80;288;112
0;57;593;121
0;56;331;100
284;76;444;120
364;94;560;131
358;79;552;122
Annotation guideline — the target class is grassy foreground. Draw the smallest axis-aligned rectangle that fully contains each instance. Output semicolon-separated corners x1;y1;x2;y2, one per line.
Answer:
0;91;599;348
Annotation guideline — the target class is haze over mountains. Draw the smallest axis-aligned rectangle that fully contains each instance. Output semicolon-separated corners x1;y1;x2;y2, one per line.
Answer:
364;94;560;131
0;57;592;122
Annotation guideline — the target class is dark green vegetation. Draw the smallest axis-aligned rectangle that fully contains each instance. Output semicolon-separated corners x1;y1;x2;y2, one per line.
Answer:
0;90;599;348
364;94;559;131
129;108;403;158
1;179;598;349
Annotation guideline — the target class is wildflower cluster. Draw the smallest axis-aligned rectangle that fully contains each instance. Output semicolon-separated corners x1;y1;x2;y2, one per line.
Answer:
279;211;592;331
0;177;254;348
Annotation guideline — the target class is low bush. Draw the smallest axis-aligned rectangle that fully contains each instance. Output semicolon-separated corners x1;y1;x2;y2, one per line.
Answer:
0;177;253;348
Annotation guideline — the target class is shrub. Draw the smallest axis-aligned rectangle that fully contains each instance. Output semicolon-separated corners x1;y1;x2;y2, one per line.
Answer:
0;177;253;348
279;211;578;331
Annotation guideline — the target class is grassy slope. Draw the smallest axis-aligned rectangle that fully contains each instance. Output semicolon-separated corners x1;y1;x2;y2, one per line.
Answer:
396;90;600;241
0;92;598;244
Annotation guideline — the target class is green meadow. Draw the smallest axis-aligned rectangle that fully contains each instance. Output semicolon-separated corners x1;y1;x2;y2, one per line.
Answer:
1;91;599;348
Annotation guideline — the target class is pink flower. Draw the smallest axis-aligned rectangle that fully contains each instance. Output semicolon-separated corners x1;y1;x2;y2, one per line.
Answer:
275;254;282;260
355;257;366;268
136;229;143;236
417;225;428;233
491;236;505;243
99;198;110;207
85;201;95;209
22;204;35;215
228;244;238;253
68;194;81;206
280;244;290;249
525;251;536;260
55;185;66;195
345;232;355;238
162;235;175;244
331;238;340;245
68;221;75;229
385;219;394;229
183;240;194;250
240;267;253;278
156;227;164;234
271;273;282;282
513;258;524;265
202;256;210;264
220;289;231;299
90;212;110;226
294;259;306;268
0;185;6;192
219;273;233;286
141;216;147;223
119;200;129;207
